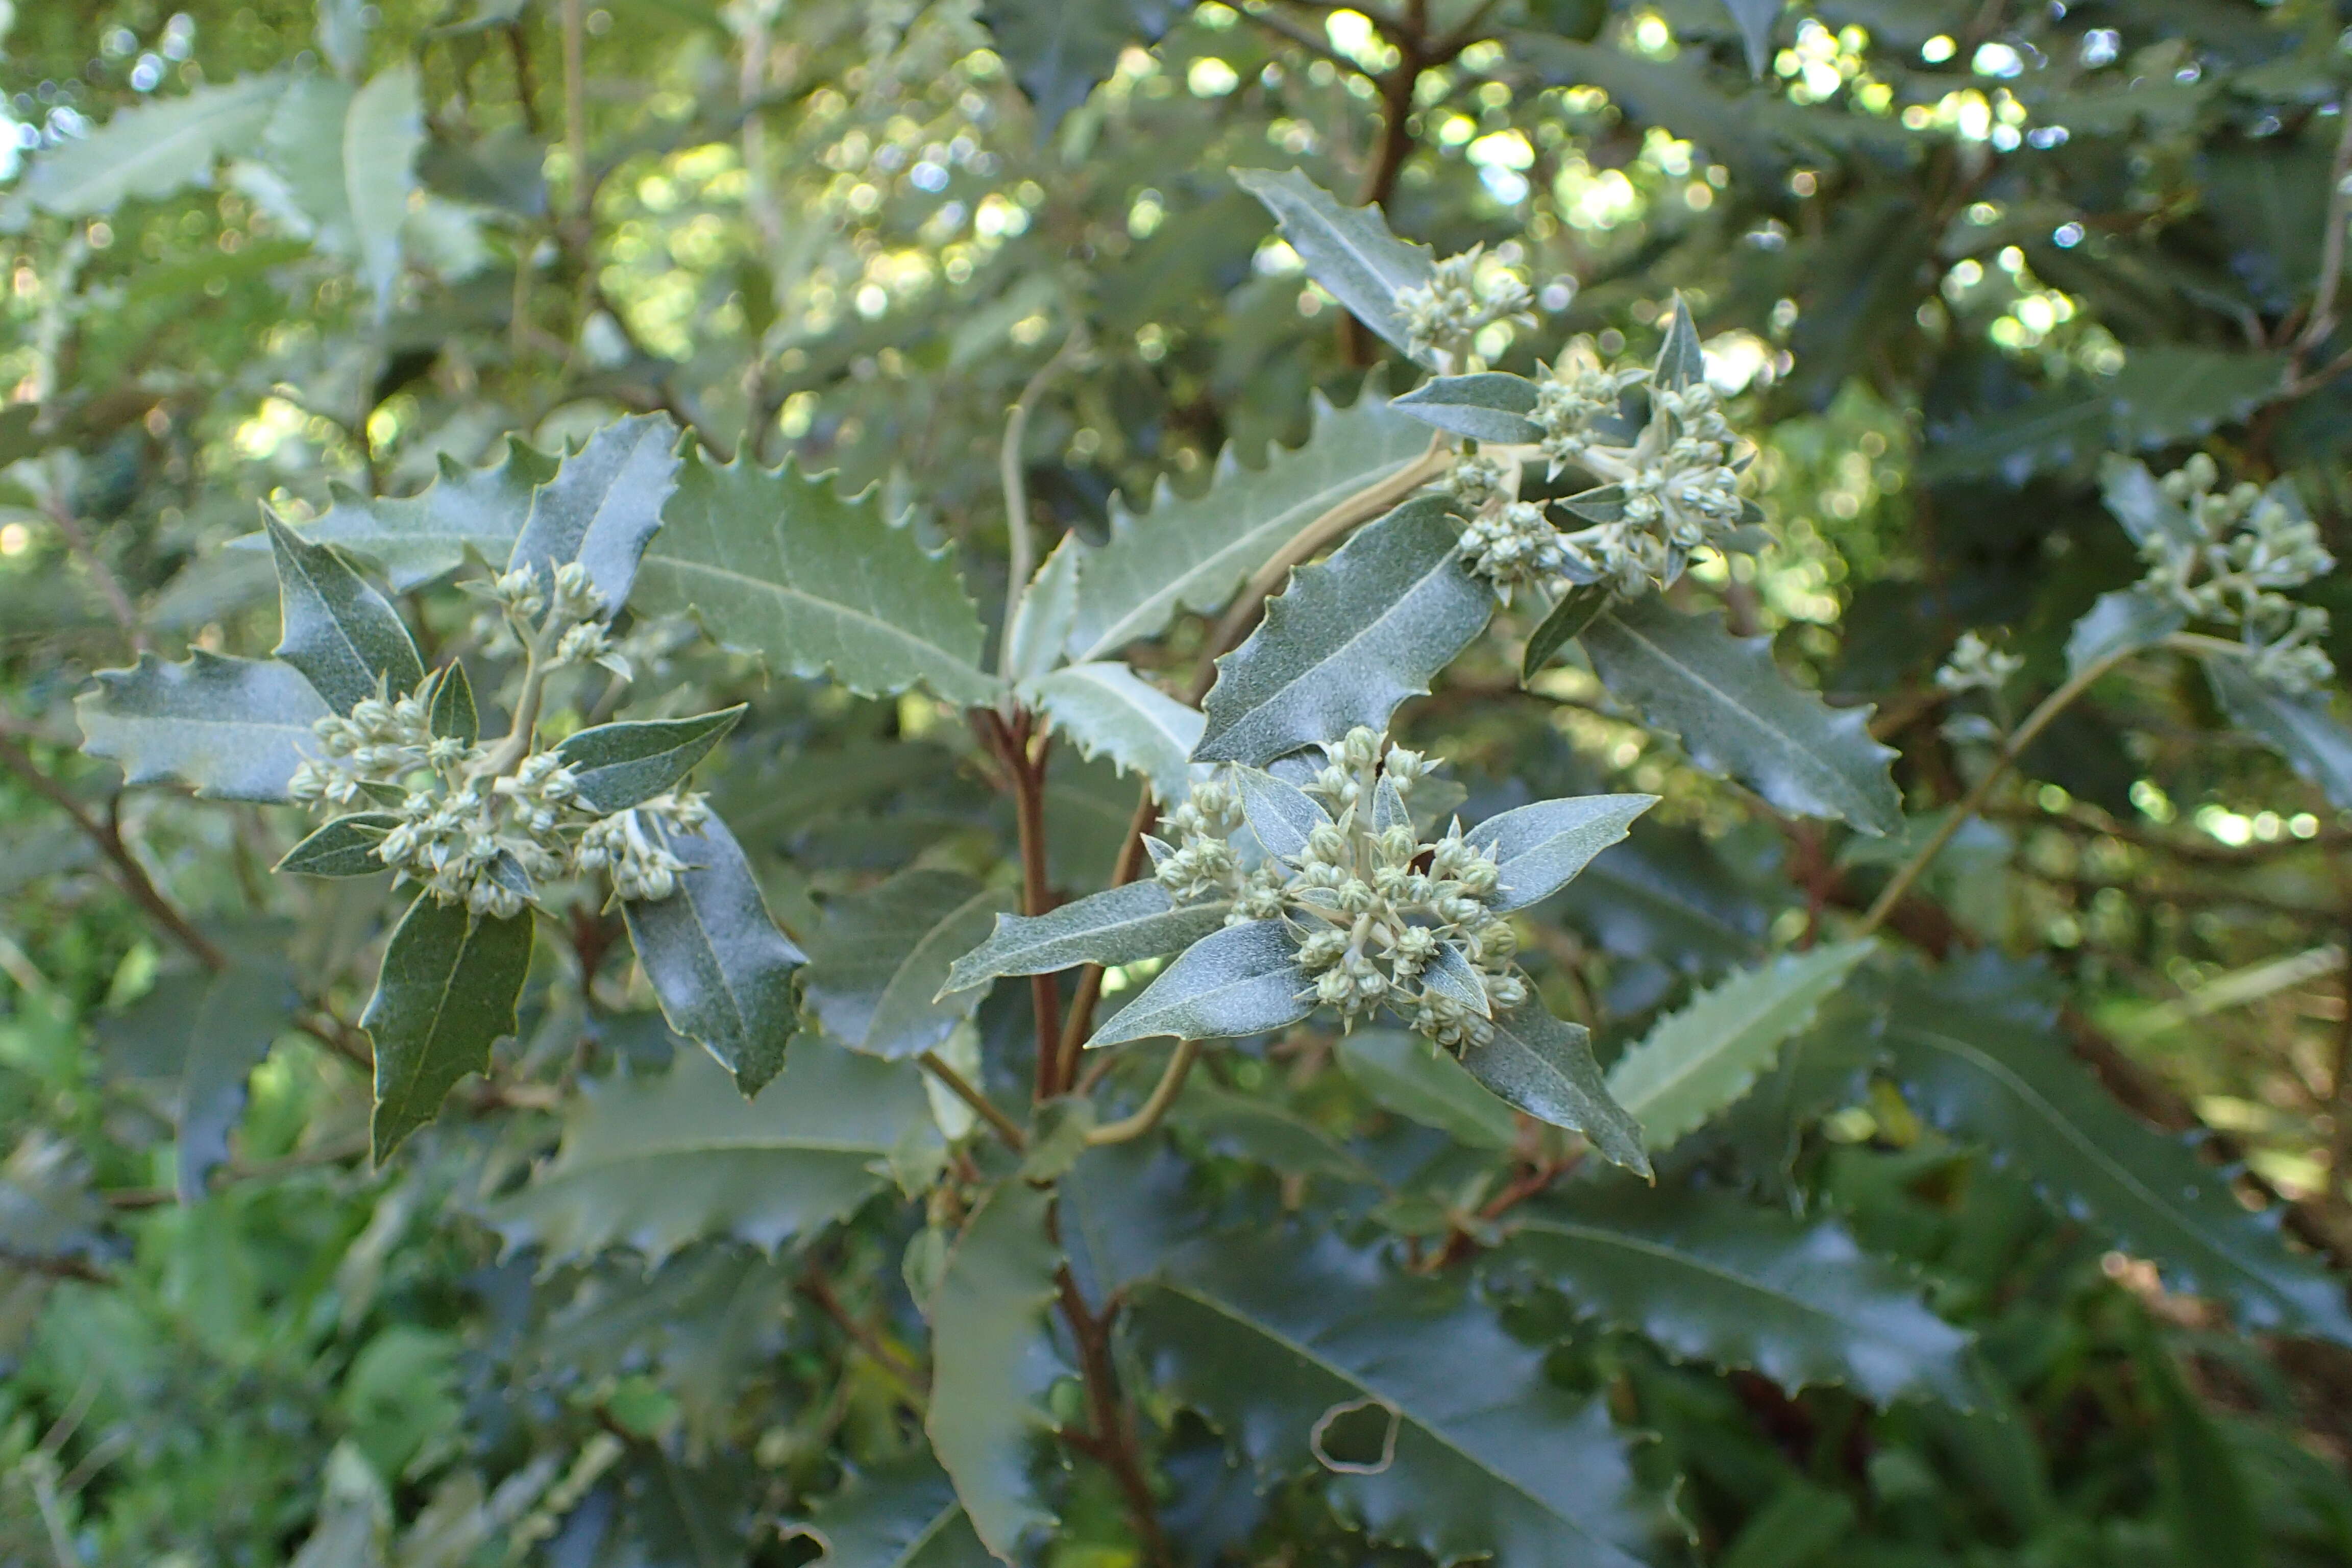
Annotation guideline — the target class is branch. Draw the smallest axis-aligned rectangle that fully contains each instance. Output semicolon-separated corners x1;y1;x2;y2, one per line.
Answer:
42;499;146;654
1056;1269;1172;1567
919;1049;1028;1153
996;325;1089;678
559;0;591;230
1084;1039;1199;1146
1054;782;1160;1080
2295;102;2352;362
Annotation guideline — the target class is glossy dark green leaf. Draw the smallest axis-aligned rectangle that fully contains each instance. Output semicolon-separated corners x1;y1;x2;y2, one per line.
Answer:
2204;653;2352;809
941;880;1228;995
801;869;1010;1060
426;660;477;745
78;651;333;803
2065;586;2184;680
794;1454;994;1568
362;896;534;1161
1465;1004;1650;1175
1499;1184;1971;1404
1165;1076;1388;1189
1581;597;1902;835
926;1180;1066;1564
1231;764;1330;861
1195;498;1493;766
981;0;1175;134
622;816;806;1095
508;413;681;616
275;812;397;876
554;705;744;814
264;512;424;713
1466;793;1656;913
1085;919;1312;1048
1521;584;1613;679
1338;1027;1519;1149
1233;167;1436;361
1393;374;1544;445
107;954;302;1205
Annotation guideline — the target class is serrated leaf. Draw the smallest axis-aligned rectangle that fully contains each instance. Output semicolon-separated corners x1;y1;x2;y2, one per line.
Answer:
1086;919;1312;1048
1720;1;1784;75
427;661;477;745
486;1038;929;1265
942;881;1227;995
1231;764;1330;861
1003;533;1081;688
1194;498;1493;766
2204;654;2352;809
555;706;744;814
168;955;300;1204
1522;584;1613;680
1886;958;2352;1344
1232;167;1436;361
19;75;283;215
1606;940;1874;1154
245;438;557;590
78;651;333;803
635;446;999;707
926;1181;1066;1564
1338;1027;1518;1149
1651;293;1706;389
1029;662;1203;802
981;0;1177;134
801;870;1010;1060
265;511;424;713
1581;597;1902;835
2065;586;2184;679
1067;382;1433;664
363;896;534;1161
509;413;681;616
1499;1184;1970;1405
796;1455;994;1568
276;813;397;876
1393;374;1544;444
1466;793;1657;913
1466;1004;1651;1175
622;817;806;1095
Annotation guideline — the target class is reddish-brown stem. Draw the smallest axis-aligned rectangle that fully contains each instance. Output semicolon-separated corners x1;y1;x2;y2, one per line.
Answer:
1054;782;1161;1080
1057;1268;1171;1567
982;709;1066;1099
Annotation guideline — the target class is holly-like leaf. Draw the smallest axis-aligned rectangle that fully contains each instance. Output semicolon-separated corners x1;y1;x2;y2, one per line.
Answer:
622;817;806;1095
942;881;1228;995
1466;794;1657;913
263;438;557;590
555;706;745;814
1085;919;1312;1048
1522;585;1613;680
264;511;425;713
78;651;332;803
1885;958;2352;1344
276;813;396;876
1392;374;1544;445
794;1454;994;1568
2065;586;2184;679
1194;498;1493;766
1029;662;1203;802
1720;0;1784;75
2204;654;2352;809
362;896;534;1161
1066;382;1433;664
981;0;1177;134
486;1037;930;1265
507;413;681;615
1580;597;1903;836
926;1180;1067;1564
635;446;999;707
1232;167;1436;361
801;870;1010;1060
1231;764;1330;861
18;75;284;216
427;661;477;745
1605;940;1875;1154
1337;1027;1519;1149
1003;534;1082;688
1466;1004;1651;1174
1497;1184;1971;1405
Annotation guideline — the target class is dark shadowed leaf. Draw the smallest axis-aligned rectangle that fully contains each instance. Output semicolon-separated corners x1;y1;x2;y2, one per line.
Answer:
801;869;1010;1060
981;0;1176;134
794;1453;994;1568
1466;793;1657;913
508;413;681;615
1085;919;1312;1048
276;813;397;876
1337;1028;1518;1149
2204;654;2352;809
555;706;745;814
363;896;534;1161
942;881;1228;995
78;651;332;803
2065;587;2184;679
1466;1004;1650;1175
264;512;424;713
1522;584;1613;679
1232;167;1436;361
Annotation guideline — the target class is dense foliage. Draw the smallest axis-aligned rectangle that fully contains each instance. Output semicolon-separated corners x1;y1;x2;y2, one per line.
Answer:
7;1;2352;1564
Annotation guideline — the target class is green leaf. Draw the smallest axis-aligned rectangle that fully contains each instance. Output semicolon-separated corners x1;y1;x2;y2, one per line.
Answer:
635;446;999;707
1884;959;2352;1344
795;1455;994;1568
509;413;682;616
2099;456;2200;551
925;1180;1066;1564
1499;1184;1970;1405
427;661;477;745
1085;919;1312;1048
1466;793;1657;913
979;0;1174;134
362;896;534;1161
157;955;300;1204
1232;167;1436;361
1392;374;1544;445
78;651;333;803
1166;1076;1388;1189
554;706;745;813
2203;654;2352;810
622;817;806;1095
801;870;1011;1060
1465;1004;1651;1175
1720;0;1783;75
486;1037;929;1264
1651;293;1706;390
1029;662;1203;802
1066;381;1433;664
1606;940;1874;1154
1522;584;1613;680
1337;1027;1519;1149
1231;764;1331;861
1002;533;1081;688
264;511;425;713
275;813;397;876
1581;597;1903;836
251;67;423;317
1127;1226;1651;1568
1194;498;1493;766
256;438;556;591
19;75;283;216
2065;586;2184;680
1922;352;2291;485
942;881;1228;995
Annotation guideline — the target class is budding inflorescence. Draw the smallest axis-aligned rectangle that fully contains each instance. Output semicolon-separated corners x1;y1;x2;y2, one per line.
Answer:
1151;727;1527;1051
1935;630;2024;696
2142;455;2336;695
1392;248;1534;365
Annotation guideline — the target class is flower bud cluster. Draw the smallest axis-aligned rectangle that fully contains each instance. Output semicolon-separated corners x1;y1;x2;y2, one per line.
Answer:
1392;249;1533;364
470;562;634;680
289;692;441;810
1152;727;1526;1050
1934;630;2024;696
1459;501;1575;600
2142;455;2336;694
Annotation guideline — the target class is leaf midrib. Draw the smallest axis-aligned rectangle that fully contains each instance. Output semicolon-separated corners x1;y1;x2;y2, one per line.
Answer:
641;552;987;688
1610;955;1852;1134
864;889;1002;1048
